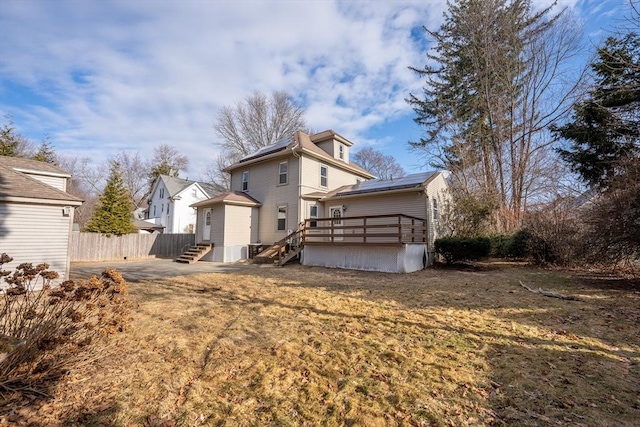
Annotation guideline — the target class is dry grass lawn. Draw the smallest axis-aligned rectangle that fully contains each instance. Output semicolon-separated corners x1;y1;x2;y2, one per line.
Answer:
1;263;639;426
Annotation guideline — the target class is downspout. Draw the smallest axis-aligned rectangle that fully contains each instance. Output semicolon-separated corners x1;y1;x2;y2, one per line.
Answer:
291;135;301;225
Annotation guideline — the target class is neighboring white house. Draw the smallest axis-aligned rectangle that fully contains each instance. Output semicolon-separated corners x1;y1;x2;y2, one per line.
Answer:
146;175;220;234
191;130;450;272
0;156;83;284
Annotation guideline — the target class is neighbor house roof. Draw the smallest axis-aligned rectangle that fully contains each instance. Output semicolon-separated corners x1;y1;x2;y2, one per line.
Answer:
0;160;82;205
133;219;165;232
155;175;221;199
322;171;438;200
225;130;376;179
191;191;262;208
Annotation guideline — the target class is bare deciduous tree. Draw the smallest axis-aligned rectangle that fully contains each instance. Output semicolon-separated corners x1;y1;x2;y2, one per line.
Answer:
209;91;309;190
352;147;405;180
112;151;149;210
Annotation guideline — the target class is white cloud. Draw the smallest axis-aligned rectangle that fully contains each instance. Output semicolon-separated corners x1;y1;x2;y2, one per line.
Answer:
0;0;619;177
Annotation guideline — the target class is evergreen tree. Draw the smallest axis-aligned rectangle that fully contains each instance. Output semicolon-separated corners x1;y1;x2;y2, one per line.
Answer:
85;161;136;235
407;0;583;232
552;32;640;188
0;119;19;156
33;141;57;164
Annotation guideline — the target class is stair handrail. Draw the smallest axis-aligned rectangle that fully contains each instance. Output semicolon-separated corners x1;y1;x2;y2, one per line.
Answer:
276;222;305;265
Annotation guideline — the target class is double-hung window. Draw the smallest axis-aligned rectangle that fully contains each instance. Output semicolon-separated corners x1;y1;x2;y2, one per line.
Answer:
277;205;287;231
433;198;439;220
278;161;288;185
338;144;344;160
309;205;318;228
242;171;249;191
320;165;328;188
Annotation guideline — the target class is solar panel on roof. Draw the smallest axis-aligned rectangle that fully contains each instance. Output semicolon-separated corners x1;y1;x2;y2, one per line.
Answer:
239;136;291;162
336;171;436;196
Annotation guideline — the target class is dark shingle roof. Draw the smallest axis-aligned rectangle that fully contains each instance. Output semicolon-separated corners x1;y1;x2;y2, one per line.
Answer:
159;175;220;198
0;156;70;176
0;163;82;204
226;131;375;179
329;171;437;197
191;191;262;207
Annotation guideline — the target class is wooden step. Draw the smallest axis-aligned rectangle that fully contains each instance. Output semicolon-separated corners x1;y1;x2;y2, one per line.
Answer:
175;243;213;264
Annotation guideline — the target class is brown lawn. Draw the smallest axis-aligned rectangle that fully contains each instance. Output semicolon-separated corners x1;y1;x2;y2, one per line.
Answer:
1;263;639;426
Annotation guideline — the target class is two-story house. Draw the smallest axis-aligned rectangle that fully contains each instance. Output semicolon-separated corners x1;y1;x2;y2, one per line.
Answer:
0;156;83;283
191;129;449;272
192;130;374;262
146;175;220;233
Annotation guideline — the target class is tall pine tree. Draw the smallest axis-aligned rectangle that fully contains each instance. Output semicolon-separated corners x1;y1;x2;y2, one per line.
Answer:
85;161;136;235
552;32;640;188
408;0;583;232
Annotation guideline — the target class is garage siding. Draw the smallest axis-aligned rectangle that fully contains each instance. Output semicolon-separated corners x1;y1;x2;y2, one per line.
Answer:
0;202;73;284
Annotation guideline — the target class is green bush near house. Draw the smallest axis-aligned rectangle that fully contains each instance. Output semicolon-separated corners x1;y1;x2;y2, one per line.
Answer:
435;236;491;264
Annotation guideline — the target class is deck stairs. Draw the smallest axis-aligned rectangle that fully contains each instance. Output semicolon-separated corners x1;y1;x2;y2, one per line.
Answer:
175;243;213;264
253;225;304;266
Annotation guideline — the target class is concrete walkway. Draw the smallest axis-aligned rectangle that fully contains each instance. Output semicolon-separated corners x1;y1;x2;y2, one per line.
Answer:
70;258;271;282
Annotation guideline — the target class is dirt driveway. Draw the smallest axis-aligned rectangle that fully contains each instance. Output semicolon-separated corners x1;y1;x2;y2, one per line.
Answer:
70;258;270;282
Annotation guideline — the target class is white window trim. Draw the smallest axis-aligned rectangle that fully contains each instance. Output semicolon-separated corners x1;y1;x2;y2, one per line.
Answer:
320;164;328;188
278;161;288;185
277;205;287;231
242;171;249;192
338;144;344;160
309;204;318;228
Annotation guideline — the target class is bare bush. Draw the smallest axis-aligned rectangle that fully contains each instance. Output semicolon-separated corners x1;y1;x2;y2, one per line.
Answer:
0;253;130;395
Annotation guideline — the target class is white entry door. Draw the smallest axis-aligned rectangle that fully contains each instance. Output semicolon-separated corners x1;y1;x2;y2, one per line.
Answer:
329;206;344;241
203;209;212;241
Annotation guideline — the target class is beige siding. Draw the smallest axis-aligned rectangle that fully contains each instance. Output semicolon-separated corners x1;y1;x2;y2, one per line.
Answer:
320;191;427;219
223;205;252;246
0;202;73;283
299;156;362;197
24;174;67;191
210;206;225;246
230;155;301;244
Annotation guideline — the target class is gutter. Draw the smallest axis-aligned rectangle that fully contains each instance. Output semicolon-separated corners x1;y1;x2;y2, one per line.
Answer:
320;186;425;201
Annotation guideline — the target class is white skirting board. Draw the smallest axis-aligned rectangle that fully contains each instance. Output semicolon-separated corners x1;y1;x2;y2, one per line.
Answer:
301;244;430;273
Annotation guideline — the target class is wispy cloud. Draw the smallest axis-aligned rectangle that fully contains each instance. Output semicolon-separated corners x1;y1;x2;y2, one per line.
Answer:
0;0;618;176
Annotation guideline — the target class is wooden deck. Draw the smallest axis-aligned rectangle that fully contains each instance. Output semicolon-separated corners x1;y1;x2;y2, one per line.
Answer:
302;214;427;245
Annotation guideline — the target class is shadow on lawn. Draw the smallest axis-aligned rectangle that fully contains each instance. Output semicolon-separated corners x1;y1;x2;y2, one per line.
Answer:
19;263;636;426
252;264;640;425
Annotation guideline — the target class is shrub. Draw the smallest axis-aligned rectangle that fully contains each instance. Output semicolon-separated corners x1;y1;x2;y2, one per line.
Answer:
0;253;130;395
488;234;511;257
435;236;491;264
507;229;532;259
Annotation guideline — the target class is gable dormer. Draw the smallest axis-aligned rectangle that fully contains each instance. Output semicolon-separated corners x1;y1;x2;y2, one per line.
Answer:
310;130;353;164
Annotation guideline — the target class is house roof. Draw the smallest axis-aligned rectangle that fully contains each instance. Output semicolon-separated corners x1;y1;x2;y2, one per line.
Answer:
0;156;71;177
156;175;220;199
226;130;375;179
191;191;262;208
0;161;83;205
133;219;165;232
323;171;438;199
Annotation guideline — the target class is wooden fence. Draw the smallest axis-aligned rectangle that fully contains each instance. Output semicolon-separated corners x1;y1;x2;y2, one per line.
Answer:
70;233;195;262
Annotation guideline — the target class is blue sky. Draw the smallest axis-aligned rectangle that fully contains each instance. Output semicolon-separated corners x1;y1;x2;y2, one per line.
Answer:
0;0;629;178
